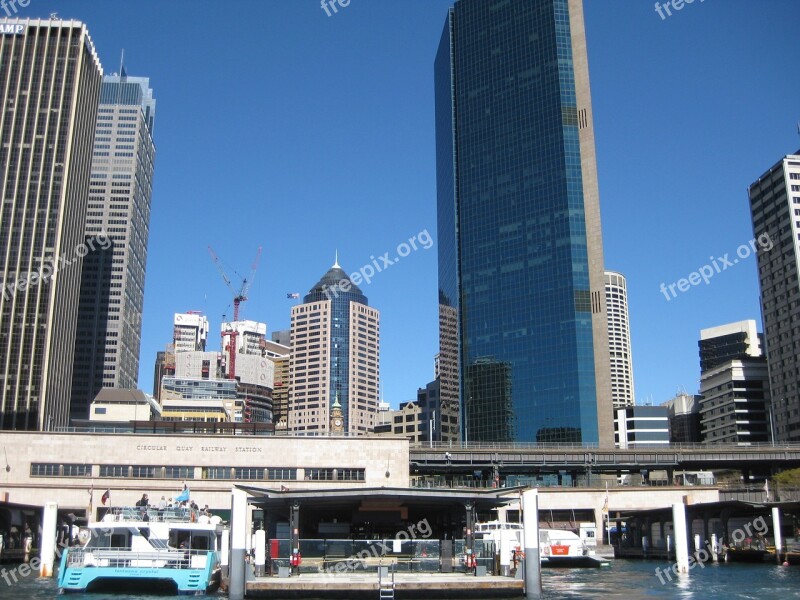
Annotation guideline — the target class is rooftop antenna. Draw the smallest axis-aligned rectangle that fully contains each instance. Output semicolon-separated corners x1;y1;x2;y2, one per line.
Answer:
49;12;58;19
332;249;340;269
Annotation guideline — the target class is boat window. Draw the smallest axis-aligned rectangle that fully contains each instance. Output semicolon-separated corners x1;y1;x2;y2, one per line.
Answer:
86;529;112;548
192;536;209;550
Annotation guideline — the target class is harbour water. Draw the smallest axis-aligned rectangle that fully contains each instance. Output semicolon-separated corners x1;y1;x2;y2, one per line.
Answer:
0;560;798;599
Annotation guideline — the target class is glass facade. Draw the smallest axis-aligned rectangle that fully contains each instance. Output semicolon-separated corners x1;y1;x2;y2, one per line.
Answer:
435;0;605;443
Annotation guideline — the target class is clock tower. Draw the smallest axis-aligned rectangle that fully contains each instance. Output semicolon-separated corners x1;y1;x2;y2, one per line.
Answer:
330;393;345;433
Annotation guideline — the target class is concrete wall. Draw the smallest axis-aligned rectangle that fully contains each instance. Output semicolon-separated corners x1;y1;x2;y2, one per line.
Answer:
0;432;409;514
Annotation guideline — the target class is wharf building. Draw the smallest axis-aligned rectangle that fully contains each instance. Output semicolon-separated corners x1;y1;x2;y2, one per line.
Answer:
698;321;771;445
435;0;612;445
0;19;102;430
288;259;380;435
70;70;156;421
0;431;410;520
749;151;800;441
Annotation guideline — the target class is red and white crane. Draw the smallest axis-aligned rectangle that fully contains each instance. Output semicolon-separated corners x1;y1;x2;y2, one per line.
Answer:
207;245;262;380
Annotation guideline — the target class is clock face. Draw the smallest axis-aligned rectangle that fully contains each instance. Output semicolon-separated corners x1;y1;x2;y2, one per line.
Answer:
333;418;343;428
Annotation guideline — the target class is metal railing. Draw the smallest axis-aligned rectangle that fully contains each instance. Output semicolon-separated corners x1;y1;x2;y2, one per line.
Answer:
410;476;678;490
101;506;207;523
267;539;495;575
411;441;800;451
64;546;214;570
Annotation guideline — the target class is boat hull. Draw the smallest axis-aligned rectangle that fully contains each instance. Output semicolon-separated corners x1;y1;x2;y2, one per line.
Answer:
541;555;609;568
57;549;221;595
725;549;769;563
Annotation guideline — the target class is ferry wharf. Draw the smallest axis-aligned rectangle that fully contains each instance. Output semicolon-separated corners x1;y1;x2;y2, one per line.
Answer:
245;571;523;599
234;485;526;599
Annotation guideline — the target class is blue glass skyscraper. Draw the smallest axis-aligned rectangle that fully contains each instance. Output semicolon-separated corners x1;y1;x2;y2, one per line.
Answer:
435;0;613;445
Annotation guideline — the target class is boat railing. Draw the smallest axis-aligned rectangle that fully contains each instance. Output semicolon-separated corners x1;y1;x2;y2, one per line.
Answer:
267;538;496;575
64;546;215;569
101;506;209;524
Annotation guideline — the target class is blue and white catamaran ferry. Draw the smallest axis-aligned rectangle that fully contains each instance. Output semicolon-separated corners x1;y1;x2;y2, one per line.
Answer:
57;505;223;594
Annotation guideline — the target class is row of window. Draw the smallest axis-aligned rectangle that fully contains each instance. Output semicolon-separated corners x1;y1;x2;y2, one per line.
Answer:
30;463;365;482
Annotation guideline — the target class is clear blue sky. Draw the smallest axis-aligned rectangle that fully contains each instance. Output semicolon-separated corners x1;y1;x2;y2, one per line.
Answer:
23;0;800;407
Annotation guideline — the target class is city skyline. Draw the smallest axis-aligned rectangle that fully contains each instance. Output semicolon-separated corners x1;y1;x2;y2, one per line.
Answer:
0;2;798;413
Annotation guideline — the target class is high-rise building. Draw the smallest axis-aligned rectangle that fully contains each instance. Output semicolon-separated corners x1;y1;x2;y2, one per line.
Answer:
698;321;771;445
159;349;274;423
172;312;209;353
71;71;156;420
221;319;267;359
0;19;102;430
288;259;380;435
605;272;635;411
435;0;612;444
614;406;670;449
661;392;702;444
271;329;290;347
749;152;800;441
263;339;290;429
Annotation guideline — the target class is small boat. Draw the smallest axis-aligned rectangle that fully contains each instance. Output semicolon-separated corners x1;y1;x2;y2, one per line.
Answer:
540;529;609;568
57;506;222;595
474;522;608;568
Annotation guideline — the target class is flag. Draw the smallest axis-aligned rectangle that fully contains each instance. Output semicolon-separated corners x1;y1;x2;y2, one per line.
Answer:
287;292;299;299
101;489;110;505
280;485;289;492
175;484;190;503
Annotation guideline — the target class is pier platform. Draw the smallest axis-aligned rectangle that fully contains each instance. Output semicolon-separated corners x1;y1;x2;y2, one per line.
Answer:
245;572;524;599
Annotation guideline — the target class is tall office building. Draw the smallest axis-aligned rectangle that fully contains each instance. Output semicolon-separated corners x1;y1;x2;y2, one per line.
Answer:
605;271;635;410
288;259;380;435
220;319;267;373
263;339;290;428
435;0;612;444
71;71;156;419
152;312;208;400
698;321;771;445
661;392;702;444
749;152;800;441
0;19;102;430
172;312;209;353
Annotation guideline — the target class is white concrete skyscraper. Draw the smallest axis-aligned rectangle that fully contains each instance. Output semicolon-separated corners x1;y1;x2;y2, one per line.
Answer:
605;271;635;409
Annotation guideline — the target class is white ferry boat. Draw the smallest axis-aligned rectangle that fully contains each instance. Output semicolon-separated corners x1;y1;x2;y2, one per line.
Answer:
57;506;223;595
539;529;608;568
475;521;607;568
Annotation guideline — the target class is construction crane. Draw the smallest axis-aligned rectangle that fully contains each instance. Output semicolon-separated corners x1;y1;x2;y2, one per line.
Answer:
207;245;262;380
